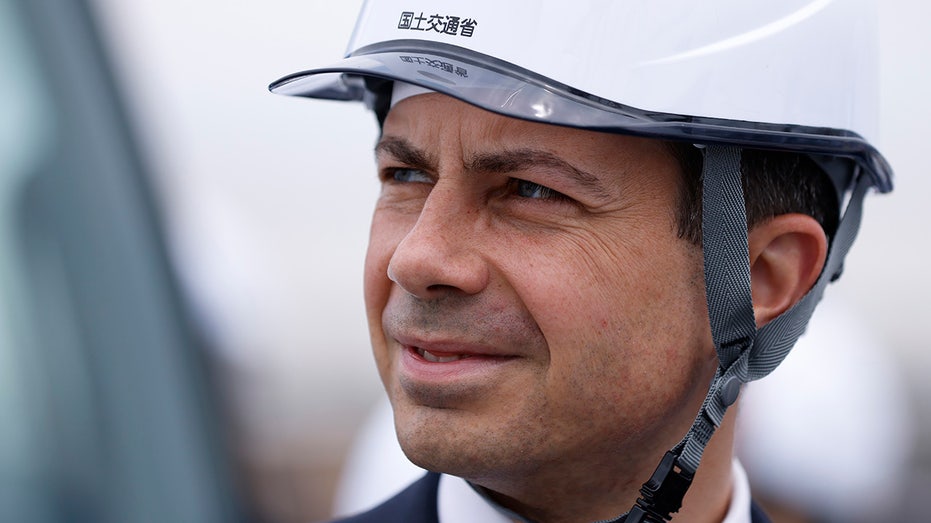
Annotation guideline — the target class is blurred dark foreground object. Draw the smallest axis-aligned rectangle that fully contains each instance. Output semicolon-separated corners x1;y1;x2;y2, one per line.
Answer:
0;1;250;522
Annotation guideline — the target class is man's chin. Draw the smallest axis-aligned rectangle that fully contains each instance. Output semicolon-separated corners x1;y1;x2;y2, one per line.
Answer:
392;404;550;483
393;405;503;476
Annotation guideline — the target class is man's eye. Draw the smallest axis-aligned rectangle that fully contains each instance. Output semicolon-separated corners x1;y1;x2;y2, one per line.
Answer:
387;168;432;184
511;179;566;201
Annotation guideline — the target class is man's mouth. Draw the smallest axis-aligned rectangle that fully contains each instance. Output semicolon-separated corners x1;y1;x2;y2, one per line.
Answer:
415;347;473;363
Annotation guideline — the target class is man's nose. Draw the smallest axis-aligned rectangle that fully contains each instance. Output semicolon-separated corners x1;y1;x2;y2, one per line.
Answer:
386;187;490;299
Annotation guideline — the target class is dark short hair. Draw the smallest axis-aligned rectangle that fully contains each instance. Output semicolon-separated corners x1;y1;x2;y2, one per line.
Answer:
667;144;840;245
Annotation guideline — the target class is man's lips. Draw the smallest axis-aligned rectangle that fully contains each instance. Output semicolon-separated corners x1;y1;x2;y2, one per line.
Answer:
396;335;520;381
405;344;516;363
391;335;526;406
395;334;518;362
414;347;473;363
396;339;519;402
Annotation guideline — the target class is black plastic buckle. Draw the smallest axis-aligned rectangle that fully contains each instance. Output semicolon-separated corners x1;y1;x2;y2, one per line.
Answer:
625;451;694;522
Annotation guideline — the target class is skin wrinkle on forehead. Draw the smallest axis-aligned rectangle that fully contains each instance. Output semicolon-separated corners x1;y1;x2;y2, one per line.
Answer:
375;136;613;203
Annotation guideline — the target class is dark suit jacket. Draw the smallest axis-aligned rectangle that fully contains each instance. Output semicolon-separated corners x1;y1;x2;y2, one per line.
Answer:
330;472;772;523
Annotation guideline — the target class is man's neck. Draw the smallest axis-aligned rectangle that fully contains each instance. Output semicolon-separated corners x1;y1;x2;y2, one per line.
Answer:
465;410;740;523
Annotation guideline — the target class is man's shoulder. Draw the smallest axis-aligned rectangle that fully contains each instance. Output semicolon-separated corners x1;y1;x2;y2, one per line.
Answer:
326;472;441;523
750;499;772;523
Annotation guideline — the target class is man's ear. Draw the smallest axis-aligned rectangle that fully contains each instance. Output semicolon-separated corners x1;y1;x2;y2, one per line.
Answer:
748;214;828;327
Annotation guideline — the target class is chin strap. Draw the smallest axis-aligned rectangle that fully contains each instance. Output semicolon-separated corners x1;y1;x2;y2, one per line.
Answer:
624;145;870;522
623;145;754;523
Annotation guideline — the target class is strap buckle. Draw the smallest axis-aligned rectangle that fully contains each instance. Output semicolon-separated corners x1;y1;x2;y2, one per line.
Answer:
625;451;694;522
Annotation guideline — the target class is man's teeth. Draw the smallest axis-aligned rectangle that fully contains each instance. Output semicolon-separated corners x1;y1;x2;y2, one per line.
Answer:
417;348;470;363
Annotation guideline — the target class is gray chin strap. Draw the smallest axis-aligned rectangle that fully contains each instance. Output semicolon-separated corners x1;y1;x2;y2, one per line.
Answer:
623;145;870;523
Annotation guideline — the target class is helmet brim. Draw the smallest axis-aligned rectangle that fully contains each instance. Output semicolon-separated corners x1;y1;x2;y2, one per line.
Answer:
270;40;892;193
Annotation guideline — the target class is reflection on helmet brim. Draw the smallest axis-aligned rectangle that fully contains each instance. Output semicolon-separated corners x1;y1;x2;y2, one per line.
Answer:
270;40;892;193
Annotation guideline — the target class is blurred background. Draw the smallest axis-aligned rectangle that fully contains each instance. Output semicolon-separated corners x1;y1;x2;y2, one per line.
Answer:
0;1;927;522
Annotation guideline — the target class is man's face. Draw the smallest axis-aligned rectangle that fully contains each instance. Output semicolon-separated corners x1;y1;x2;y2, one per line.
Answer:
364;93;717;492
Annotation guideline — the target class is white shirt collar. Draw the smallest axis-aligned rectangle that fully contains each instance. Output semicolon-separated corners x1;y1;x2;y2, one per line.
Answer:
722;459;753;523
437;459;753;523
438;473;512;523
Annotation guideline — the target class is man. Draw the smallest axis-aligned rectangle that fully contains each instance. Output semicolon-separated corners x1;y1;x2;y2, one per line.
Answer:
270;1;893;521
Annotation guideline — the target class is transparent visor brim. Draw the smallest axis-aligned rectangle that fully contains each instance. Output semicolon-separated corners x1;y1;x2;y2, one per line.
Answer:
270;44;649;129
269;42;892;193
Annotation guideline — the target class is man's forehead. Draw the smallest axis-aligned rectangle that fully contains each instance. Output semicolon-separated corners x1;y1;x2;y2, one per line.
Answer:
384;92;591;150
390;82;435;109
382;95;674;168
381;94;546;163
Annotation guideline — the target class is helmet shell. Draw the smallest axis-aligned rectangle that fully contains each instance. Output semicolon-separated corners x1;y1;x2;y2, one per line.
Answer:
271;0;891;192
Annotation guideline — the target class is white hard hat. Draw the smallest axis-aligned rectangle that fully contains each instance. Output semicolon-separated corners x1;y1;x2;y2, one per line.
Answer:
270;1;894;521
271;0;892;192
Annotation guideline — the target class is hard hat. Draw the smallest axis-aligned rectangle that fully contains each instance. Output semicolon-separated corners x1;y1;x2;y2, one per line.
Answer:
271;0;892;192
270;1;893;521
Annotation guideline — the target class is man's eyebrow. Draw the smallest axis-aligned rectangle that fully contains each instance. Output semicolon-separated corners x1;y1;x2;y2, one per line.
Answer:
374;137;436;171
374;139;611;200
467;149;611;200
